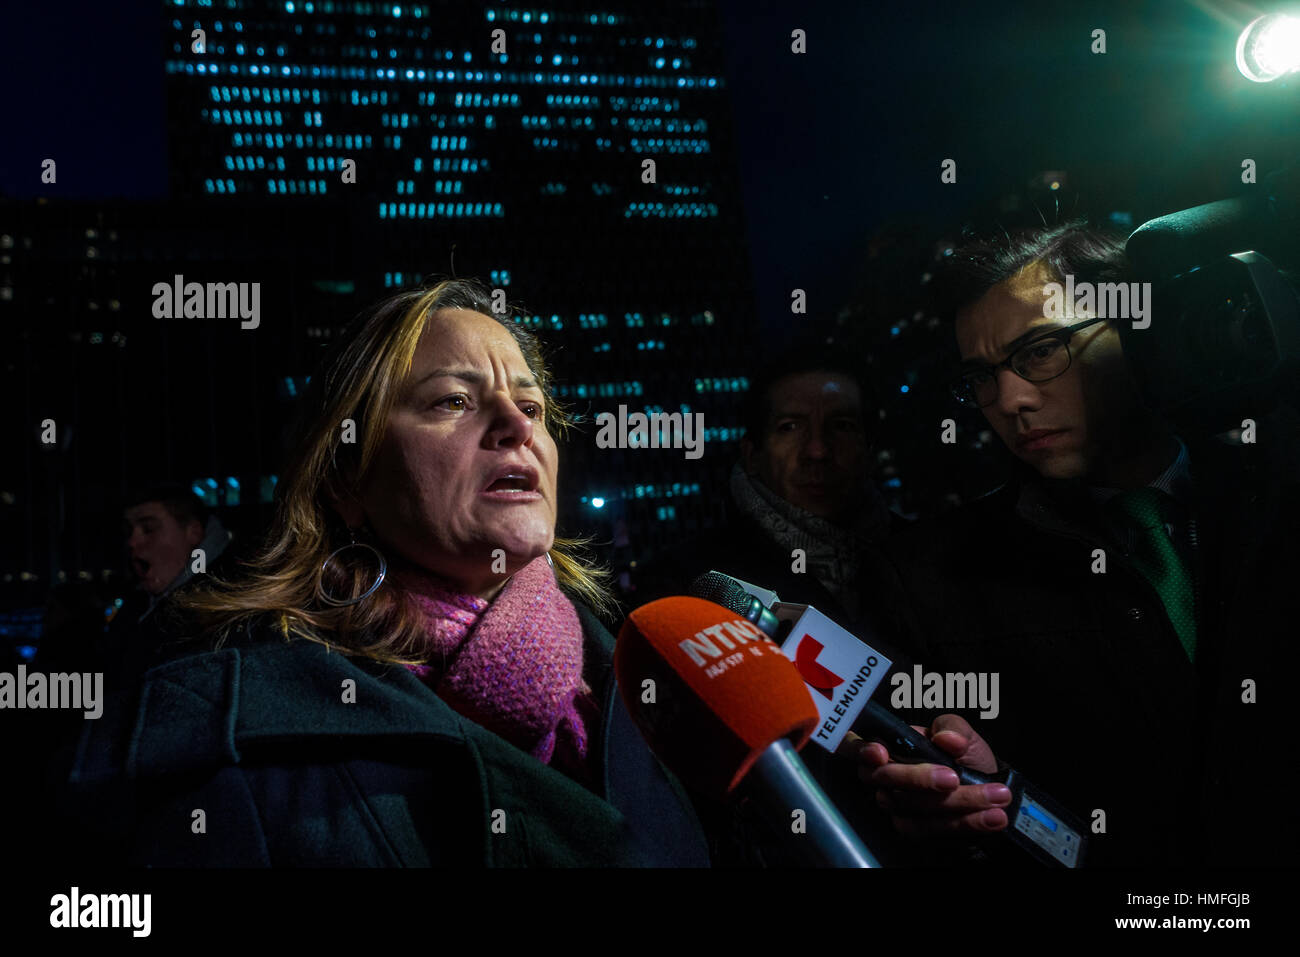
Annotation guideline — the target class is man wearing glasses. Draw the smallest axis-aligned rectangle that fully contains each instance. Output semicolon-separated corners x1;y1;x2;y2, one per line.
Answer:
849;222;1299;867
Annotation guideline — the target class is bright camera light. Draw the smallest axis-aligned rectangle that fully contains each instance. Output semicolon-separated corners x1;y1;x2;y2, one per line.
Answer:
1236;14;1300;82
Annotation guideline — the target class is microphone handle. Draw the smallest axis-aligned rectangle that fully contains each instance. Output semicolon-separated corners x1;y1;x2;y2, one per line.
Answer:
747;738;880;868
858;701;995;787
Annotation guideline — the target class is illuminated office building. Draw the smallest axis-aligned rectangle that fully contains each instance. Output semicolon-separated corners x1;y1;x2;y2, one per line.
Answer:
160;0;759;562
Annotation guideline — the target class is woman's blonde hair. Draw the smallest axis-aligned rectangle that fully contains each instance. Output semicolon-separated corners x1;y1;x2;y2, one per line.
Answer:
175;278;615;664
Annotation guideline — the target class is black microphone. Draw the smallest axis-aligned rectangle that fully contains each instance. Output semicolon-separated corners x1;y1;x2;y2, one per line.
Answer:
690;570;784;638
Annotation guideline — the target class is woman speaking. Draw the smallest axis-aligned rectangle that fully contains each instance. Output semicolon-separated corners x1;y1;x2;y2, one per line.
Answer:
66;279;711;867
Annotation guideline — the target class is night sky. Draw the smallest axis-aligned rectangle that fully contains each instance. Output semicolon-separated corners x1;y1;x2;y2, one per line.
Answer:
3;0;1298;339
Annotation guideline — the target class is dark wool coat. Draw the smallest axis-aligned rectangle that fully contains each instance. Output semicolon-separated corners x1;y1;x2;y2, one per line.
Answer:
59;601;711;867
881;419;1300;867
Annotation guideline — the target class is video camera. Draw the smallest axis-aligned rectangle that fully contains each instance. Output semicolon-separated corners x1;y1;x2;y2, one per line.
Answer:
1121;163;1300;433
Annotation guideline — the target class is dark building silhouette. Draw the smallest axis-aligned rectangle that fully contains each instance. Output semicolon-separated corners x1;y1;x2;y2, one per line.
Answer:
1;1;761;620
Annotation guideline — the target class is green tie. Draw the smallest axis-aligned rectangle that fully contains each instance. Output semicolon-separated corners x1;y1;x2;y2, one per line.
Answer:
1108;488;1196;662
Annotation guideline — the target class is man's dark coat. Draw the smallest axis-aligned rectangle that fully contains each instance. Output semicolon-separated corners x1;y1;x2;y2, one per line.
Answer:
882;420;1300;866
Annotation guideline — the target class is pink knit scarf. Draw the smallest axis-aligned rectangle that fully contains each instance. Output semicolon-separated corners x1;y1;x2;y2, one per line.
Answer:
394;555;592;772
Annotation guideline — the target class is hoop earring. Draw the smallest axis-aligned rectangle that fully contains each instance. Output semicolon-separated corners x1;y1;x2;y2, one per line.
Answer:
317;528;388;607
546;552;554;569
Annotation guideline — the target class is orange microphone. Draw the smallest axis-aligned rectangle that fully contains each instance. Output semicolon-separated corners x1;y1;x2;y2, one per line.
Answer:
615;596;880;867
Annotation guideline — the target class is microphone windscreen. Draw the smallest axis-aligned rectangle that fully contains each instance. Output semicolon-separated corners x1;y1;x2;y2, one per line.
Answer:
615;596;818;800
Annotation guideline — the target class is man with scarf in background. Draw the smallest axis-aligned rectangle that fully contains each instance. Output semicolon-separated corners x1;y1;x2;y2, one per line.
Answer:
633;347;904;635
630;347;916;865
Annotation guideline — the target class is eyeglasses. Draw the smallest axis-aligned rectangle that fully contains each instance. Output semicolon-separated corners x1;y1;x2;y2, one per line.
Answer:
949;316;1109;408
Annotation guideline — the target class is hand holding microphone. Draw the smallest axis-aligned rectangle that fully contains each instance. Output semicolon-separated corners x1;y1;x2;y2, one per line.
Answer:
840;715;1013;836
690;570;1088;867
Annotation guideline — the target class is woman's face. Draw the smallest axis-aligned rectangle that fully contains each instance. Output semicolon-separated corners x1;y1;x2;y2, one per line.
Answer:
352;307;558;598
